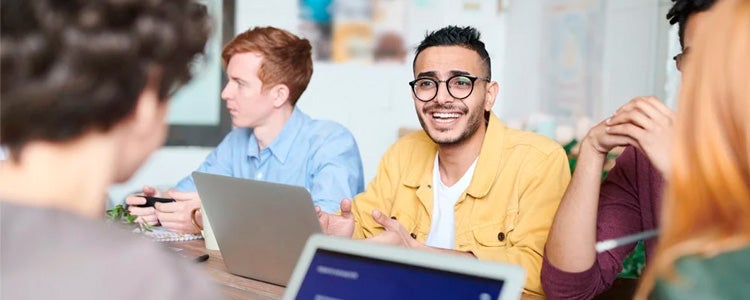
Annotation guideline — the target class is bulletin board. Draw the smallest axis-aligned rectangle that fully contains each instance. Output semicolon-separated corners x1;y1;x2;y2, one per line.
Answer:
540;0;605;120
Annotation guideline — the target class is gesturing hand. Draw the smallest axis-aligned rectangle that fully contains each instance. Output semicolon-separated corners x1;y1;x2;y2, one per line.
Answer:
366;209;420;248
316;198;355;238
154;190;202;234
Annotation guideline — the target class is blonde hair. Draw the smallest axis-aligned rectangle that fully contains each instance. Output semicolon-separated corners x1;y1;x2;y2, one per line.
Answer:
637;0;750;297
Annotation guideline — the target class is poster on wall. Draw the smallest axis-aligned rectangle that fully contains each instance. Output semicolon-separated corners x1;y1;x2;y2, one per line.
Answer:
332;0;373;63
541;0;604;120
372;0;408;63
299;0;408;64
299;0;334;60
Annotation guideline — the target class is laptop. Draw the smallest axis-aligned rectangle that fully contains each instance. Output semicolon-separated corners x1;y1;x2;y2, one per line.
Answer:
283;234;526;300
192;171;322;286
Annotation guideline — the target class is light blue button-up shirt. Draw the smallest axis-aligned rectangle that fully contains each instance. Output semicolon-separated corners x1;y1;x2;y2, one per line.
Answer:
175;108;364;213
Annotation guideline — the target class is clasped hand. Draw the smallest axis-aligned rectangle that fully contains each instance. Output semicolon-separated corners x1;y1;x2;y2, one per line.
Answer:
585;96;674;175
125;186;202;234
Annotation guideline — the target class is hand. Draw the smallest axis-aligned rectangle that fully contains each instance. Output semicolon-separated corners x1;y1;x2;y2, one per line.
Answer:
316;198;355;237
154;190;202;234
605;96;675;175
366;209;420;248
125;185;162;226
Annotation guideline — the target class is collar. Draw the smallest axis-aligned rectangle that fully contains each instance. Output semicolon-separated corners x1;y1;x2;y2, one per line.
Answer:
402;112;506;199
246;108;307;164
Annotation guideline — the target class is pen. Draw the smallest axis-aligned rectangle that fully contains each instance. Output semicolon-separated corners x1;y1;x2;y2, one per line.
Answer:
194;254;210;263
595;229;659;253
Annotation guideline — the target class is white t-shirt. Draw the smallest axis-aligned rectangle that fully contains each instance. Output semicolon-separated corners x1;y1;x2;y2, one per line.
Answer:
425;154;478;249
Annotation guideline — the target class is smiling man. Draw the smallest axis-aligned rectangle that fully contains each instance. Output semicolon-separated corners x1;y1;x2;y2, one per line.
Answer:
316;26;571;296
127;26;365;233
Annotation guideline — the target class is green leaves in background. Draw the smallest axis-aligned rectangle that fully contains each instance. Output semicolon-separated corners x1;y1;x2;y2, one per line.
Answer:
619;241;646;278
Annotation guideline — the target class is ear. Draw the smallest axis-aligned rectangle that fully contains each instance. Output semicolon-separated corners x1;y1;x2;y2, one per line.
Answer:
270;84;291;108
483;81;499;112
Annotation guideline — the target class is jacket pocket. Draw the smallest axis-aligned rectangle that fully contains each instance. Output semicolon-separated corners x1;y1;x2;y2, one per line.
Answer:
472;222;509;247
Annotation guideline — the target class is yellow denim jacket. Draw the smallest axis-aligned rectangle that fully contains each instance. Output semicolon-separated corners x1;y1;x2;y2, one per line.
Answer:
350;113;570;296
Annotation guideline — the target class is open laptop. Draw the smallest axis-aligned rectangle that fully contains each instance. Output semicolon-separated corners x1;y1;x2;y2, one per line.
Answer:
283;234;526;300
192;171;322;286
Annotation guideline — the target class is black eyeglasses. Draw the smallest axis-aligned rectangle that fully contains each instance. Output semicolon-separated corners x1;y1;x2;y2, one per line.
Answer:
408;75;490;102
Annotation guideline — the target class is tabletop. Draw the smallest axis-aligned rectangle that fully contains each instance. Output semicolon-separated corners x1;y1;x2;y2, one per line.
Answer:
169;239;284;300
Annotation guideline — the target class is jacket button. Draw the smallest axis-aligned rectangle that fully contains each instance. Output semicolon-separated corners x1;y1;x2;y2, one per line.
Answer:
497;232;505;241
410;233;417;239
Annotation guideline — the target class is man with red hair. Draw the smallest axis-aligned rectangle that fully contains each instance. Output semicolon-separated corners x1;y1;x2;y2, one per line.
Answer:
127;27;364;233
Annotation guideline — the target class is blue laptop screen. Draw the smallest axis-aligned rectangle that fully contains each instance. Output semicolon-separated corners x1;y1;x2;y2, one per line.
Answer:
295;249;505;300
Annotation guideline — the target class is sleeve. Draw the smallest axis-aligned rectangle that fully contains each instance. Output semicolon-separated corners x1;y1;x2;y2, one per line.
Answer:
541;146;646;299
348;143;401;239
470;146;571;296
173;131;239;192
307;127;365;213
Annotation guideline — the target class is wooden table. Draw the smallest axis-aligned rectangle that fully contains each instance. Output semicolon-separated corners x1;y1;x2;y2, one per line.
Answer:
169;240;544;300
168;240;284;299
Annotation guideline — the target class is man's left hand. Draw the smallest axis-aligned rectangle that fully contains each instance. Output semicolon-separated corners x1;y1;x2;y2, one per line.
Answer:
605;96;675;175
154;190;203;234
366;209;421;248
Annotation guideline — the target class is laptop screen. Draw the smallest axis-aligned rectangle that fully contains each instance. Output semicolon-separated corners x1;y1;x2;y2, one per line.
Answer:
295;249;506;300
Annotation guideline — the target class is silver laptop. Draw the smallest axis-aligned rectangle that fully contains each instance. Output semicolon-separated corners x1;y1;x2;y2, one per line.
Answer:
192;171;322;286
284;234;526;300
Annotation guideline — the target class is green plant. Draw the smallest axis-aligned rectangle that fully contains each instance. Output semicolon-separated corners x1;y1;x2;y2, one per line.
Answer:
106;204;153;232
618;241;646;278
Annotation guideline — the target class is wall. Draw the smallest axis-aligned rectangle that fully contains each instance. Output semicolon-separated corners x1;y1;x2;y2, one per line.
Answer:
503;0;672;123
108;147;213;208
500;0;545;123
599;0;671;116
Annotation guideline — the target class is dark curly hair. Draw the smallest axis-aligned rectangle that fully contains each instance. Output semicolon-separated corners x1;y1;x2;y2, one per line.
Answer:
1;0;210;158
667;0;717;47
413;26;491;79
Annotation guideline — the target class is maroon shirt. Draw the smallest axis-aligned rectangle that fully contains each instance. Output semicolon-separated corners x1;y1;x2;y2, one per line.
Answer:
541;146;664;299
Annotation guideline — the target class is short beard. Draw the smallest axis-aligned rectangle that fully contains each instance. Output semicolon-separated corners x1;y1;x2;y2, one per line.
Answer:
416;102;483;146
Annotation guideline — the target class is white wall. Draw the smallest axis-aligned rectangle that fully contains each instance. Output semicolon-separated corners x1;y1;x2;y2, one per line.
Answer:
500;0;544;122
108;147;212;207
503;0;672;122
599;0;670;117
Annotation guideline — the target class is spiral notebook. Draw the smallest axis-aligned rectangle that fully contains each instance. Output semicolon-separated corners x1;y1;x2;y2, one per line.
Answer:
134;226;203;242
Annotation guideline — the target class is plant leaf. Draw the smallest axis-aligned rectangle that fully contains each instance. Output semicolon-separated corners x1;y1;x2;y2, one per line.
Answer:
125;215;137;223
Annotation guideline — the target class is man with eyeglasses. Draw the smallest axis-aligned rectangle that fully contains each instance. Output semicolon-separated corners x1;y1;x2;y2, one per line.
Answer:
541;0;716;298
316;25;571;296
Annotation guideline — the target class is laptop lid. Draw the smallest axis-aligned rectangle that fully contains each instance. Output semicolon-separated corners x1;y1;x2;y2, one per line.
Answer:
192;171;322;286
283;234;526;300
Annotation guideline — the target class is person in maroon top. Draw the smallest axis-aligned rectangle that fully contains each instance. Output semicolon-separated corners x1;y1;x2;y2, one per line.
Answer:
541;0;716;299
